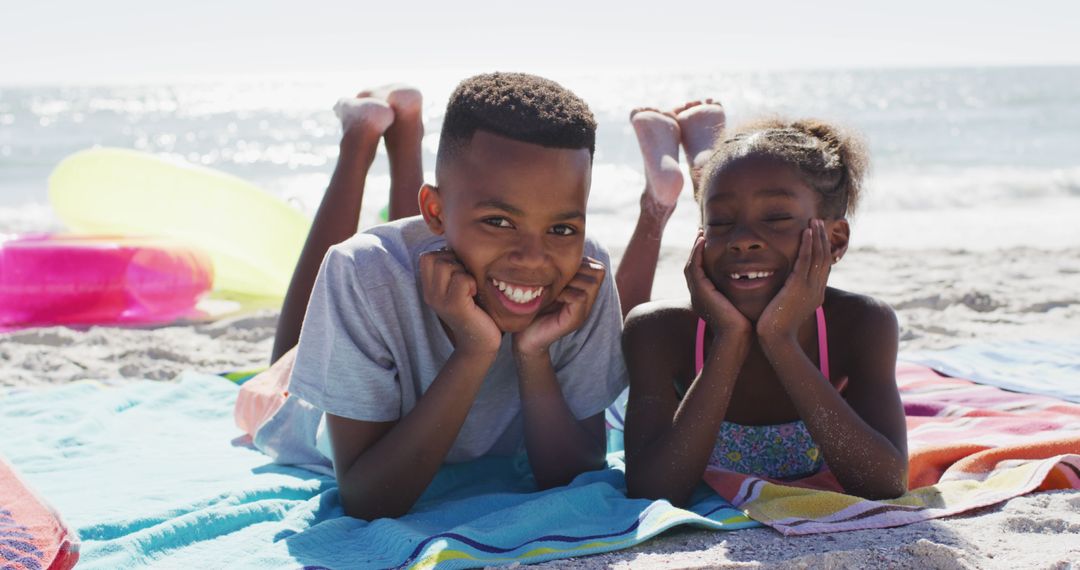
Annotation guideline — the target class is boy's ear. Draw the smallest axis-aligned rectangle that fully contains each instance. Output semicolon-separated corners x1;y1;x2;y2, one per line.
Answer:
419;184;445;235
827;218;850;264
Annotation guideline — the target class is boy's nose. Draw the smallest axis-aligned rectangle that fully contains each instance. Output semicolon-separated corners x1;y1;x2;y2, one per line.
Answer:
509;234;546;267
727;226;764;252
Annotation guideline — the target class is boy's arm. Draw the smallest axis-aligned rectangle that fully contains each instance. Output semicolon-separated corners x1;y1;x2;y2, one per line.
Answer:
317;248;504;520
513;351;607;488
511;258;616;488
327;346;498;520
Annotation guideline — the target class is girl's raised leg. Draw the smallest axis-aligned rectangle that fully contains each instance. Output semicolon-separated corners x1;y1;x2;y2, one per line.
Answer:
615;108;684;316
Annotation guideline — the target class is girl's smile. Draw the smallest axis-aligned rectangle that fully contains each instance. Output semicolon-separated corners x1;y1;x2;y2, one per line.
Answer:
701;153;842;319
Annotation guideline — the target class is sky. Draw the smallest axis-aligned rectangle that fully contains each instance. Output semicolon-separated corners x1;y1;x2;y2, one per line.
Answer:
1;0;1078;85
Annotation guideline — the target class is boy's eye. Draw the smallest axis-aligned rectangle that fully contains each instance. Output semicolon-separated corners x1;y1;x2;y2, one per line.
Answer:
549;224;577;237
483;217;513;229
707;220;733;228
764;215;794;224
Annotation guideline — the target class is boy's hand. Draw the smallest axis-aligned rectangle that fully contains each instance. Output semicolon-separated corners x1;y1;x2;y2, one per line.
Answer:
419;249;502;355
685;231;751;338
757;219;830;340
512;257;606;356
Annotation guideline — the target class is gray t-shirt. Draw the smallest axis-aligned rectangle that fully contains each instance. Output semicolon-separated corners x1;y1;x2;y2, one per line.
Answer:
257;217;627;470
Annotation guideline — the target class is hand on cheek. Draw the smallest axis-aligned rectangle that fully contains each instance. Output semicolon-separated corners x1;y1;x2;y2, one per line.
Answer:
513;257;605;356
419;249;502;355
757;219;831;339
685;231;751;337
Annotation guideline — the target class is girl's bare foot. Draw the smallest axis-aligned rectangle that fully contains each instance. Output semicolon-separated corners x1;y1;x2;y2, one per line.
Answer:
630;108;684;215
674;99;725;194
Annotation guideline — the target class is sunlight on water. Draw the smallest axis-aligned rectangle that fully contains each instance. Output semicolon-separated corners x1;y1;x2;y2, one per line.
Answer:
2;66;1079;249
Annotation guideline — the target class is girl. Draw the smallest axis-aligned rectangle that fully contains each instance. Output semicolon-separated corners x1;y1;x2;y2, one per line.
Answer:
618;103;908;505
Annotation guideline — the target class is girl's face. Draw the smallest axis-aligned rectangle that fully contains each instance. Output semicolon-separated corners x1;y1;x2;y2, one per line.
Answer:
700;153;848;320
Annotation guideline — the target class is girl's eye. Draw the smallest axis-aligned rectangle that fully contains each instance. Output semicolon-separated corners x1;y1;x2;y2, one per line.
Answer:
707;220;733;228
483;217;513;229
765;215;794;223
549;224;577;236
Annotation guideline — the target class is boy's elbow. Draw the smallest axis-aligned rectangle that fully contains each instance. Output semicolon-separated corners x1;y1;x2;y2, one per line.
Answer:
339;483;412;521
534;454;607;490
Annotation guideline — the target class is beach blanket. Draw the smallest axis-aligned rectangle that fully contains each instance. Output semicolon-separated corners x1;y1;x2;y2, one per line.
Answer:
698;362;1080;535
906;338;1080;403
0;456;79;570
0;374;756;569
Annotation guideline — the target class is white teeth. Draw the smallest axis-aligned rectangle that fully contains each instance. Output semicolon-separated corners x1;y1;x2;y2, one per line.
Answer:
729;271;774;280
491;278;544;304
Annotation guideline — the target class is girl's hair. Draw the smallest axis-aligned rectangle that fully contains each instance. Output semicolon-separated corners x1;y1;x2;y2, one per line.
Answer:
697;117;869;218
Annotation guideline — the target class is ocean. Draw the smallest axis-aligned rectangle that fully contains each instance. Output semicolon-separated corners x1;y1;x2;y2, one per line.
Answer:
2;66;1079;251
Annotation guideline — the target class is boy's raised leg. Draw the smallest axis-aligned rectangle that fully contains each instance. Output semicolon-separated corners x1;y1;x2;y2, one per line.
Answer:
358;85;425;221
674;99;725;195
271;98;394;363
615;108;684;316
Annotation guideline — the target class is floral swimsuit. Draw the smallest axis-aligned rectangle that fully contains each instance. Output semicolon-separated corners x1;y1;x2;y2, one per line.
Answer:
691;307;831;480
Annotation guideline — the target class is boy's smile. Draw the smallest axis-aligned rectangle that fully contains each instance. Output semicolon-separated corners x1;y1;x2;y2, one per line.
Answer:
423;131;591;333
701;153;841;320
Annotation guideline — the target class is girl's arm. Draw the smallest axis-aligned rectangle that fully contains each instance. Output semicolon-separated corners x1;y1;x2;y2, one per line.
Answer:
623;307;751;506
758;301;907;498
624;236;753;505
757;220;907;499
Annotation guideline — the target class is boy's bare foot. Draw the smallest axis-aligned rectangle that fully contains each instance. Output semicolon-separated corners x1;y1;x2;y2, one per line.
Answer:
674;99;725;193
356;85;424;220
333;96;394;140
630;108;684;215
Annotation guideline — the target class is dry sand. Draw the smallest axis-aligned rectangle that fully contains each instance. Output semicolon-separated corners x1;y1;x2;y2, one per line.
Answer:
2;246;1079;568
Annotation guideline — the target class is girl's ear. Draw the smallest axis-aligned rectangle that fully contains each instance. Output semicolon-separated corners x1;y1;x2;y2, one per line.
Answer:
827;218;850;263
419;184;445;235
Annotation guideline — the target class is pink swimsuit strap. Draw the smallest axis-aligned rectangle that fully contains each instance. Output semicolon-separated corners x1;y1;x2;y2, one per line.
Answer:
694;306;830;379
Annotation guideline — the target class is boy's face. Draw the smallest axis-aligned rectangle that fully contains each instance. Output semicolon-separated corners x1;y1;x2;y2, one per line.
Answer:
423;131;591;333
701;153;845;320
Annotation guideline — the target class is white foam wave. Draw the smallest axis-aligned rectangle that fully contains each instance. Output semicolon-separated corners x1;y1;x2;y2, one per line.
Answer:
865;167;1080;211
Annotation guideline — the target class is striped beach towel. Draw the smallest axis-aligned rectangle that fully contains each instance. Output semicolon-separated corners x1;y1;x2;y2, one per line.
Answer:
0;456;79;570
701;362;1080;535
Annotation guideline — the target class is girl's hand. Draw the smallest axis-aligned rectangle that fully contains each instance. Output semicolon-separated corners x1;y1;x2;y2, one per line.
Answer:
513;257;606;356
757;219;831;340
419;249;502;355
685;232;751;338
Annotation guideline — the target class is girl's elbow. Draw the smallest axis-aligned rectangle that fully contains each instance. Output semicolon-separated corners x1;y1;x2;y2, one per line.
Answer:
625;474;690;506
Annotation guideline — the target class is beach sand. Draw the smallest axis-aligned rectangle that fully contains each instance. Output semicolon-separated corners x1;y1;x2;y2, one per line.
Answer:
2;246;1079;568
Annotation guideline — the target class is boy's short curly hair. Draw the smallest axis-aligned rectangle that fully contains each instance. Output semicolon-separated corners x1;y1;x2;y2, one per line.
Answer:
436;72;597;172
698;117;869;218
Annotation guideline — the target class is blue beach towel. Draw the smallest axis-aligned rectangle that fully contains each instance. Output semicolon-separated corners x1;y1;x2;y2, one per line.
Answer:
0;374;756;569
905;338;1080;403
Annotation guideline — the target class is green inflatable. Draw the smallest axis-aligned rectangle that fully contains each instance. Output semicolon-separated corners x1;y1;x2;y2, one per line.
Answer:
49;148;311;299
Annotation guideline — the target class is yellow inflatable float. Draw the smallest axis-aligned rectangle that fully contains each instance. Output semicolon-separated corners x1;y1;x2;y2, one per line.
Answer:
49;148;311;299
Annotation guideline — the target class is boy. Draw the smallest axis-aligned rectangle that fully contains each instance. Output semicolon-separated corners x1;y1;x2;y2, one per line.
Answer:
242;73;627;521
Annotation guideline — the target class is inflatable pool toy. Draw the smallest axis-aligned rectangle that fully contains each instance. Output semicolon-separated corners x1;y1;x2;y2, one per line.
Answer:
0;234;213;328
48;148;311;298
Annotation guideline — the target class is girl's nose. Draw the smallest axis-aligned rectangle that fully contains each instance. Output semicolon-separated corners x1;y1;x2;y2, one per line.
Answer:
727;225;764;252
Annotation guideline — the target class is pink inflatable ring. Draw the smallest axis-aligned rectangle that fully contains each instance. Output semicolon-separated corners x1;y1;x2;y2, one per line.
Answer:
0;234;213;329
